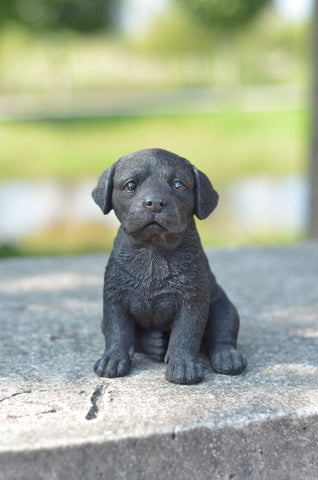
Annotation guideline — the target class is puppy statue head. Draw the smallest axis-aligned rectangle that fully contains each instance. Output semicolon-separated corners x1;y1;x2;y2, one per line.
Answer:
92;148;218;238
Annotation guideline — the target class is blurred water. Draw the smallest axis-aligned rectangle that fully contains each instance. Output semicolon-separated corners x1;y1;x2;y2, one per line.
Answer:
226;175;308;233
0;175;308;243
0;180;118;242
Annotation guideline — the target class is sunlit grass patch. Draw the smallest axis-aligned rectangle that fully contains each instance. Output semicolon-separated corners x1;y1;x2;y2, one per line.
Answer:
0;109;307;186
13;222;117;257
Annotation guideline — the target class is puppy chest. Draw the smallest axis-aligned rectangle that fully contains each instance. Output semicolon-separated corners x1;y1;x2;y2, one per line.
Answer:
129;293;177;330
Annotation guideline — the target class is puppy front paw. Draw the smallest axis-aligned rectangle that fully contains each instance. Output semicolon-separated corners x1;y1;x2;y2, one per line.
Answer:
209;344;247;375
94;348;133;378
165;353;203;385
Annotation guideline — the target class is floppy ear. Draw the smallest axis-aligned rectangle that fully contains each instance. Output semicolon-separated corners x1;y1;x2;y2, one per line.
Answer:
192;165;219;220
92;162;117;214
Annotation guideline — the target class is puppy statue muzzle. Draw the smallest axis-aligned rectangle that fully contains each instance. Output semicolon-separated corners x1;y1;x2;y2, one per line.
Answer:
92;148;247;384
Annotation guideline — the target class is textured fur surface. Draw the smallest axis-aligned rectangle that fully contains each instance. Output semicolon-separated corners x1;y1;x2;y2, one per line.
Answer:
92;148;247;384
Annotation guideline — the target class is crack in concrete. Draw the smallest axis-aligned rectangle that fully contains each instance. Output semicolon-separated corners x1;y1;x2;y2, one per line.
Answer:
0;390;32;403
85;385;105;421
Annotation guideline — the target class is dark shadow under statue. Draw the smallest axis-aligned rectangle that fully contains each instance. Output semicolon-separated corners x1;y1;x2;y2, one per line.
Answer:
92;148;247;384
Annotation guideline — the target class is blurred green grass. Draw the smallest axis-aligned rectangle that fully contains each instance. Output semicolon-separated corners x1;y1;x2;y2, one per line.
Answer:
0;109;307;184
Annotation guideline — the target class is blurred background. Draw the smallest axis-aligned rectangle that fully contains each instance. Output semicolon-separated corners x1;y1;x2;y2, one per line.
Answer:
0;0;316;257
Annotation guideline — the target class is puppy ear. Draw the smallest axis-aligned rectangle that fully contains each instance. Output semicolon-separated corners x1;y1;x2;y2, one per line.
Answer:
192;165;219;219
92;162;116;214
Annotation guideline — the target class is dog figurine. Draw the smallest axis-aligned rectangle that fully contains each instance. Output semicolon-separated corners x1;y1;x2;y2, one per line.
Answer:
92;148;247;384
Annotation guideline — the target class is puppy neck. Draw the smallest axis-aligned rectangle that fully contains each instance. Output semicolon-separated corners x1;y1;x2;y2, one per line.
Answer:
117;218;199;251
112;221;202;281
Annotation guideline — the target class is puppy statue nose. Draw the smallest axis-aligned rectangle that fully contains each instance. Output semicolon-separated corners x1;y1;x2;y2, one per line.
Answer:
145;197;167;212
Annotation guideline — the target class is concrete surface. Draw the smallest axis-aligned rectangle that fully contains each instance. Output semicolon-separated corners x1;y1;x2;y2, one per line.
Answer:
0;244;317;479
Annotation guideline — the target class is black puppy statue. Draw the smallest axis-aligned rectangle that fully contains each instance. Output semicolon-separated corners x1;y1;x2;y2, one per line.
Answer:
92;148;247;384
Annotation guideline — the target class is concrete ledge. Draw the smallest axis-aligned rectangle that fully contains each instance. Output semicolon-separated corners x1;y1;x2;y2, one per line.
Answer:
0;244;318;479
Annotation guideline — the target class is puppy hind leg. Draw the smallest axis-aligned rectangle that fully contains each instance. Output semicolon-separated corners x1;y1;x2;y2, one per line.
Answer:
203;288;247;375
135;328;169;362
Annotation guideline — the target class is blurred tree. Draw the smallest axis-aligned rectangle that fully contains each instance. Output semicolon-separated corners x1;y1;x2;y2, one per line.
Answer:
175;0;271;31
0;0;116;33
310;0;318;238
173;0;272;88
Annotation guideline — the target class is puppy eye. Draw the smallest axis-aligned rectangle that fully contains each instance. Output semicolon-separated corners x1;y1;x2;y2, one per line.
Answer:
124;180;137;191
173;180;186;191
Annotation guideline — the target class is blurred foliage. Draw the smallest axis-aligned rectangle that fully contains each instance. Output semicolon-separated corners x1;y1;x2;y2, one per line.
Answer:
0;0;115;33
175;0;271;30
0;243;22;258
0;209;306;258
128;5;214;55
128;5;309;88
1;223;304;259
0;0;271;35
17;221;118;256
0;15;309;93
